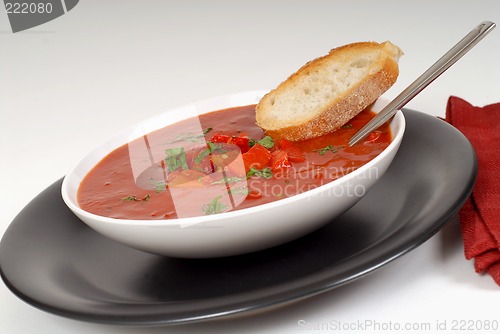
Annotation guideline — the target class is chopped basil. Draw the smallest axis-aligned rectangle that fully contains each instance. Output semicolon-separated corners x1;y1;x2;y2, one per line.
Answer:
341;123;353;129
178;135;202;143
165;147;189;171
257;136;274;149
194;147;211;165
167;127;213;144
149;178;166;193
121;194;150;202
313;145;345;155
155;182;166;193
228;187;250;196
202;195;227;215
121;196;139;201
246;167;273;179
248;136;274;149
211;176;246;185
194;142;225;165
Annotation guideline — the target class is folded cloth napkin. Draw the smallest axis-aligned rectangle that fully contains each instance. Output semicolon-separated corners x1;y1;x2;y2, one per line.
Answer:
446;96;500;285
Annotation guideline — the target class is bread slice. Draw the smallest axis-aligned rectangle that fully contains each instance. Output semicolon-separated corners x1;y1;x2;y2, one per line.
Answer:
255;41;403;141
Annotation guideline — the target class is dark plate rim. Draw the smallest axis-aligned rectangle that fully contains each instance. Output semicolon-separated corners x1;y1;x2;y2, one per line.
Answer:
0;109;477;326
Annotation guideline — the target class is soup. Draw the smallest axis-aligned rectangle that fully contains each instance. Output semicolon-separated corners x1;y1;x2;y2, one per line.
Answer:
77;105;391;220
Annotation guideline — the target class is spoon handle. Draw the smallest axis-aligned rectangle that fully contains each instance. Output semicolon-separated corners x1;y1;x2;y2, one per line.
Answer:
349;21;496;146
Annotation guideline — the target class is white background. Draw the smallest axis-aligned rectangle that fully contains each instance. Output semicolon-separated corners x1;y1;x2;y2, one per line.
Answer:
1;1;499;333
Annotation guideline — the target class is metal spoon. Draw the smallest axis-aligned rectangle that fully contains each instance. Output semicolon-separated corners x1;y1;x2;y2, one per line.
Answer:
349;21;496;146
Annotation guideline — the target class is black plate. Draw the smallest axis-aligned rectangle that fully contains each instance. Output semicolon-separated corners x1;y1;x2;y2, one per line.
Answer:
0;110;476;326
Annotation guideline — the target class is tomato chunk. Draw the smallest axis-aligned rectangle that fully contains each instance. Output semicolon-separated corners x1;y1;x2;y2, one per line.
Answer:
278;139;306;162
210;133;250;153
270;150;292;171
246;189;263;199
231;136;250;153
242;143;271;172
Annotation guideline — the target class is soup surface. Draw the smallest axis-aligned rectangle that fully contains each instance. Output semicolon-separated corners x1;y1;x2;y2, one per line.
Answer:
78;105;391;220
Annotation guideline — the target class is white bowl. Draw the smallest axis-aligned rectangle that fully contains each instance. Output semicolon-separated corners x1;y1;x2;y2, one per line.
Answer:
61;91;405;258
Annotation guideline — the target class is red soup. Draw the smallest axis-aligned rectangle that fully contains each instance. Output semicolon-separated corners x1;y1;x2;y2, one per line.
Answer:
78;105;391;220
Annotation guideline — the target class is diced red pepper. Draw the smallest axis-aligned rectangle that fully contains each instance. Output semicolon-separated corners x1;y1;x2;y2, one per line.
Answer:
210;133;231;143
230;135;250;153
246;189;263;199
242;143;271;172
278;139;306;162
210;133;250;153
270;150;292;171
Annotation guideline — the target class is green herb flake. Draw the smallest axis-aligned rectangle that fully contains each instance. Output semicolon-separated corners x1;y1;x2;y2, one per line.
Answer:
341;123;353;129
121;194;150;202
194;142;225;165
313;145;345;156
248;138;256;147
155;182;166;193
121;195;139;201
246;167;273;179
149;178;166;193
194;147;211;165
228;187;250;196
212;176;246;185
257;136;275;149
202;195;228;215
165;147;189;171
167;127;213;144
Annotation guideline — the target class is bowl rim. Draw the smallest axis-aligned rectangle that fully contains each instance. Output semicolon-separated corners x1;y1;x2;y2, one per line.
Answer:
61;90;406;227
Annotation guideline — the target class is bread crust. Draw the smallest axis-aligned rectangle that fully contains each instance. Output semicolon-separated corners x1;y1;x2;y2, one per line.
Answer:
256;41;402;141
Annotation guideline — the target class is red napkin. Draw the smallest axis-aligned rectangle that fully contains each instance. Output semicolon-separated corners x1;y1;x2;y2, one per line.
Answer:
446;96;500;285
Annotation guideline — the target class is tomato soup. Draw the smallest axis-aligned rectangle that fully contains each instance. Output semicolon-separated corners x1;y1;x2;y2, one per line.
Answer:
77;105;391;220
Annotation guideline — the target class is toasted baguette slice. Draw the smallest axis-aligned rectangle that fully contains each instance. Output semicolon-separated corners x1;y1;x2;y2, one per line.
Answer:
255;41;403;141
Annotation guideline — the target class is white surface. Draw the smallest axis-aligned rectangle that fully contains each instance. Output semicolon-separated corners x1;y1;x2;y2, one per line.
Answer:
1;0;499;333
